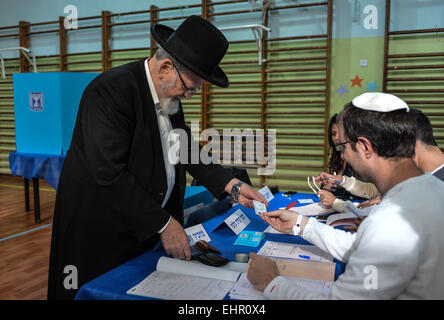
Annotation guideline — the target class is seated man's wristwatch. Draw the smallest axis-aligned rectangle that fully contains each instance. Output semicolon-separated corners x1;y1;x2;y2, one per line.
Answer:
230;181;244;203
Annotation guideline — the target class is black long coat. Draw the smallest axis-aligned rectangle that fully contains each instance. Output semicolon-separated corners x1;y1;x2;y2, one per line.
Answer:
47;59;233;300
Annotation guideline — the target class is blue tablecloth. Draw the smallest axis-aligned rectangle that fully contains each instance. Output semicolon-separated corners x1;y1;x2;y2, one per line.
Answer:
8;151;65;190
75;192;347;300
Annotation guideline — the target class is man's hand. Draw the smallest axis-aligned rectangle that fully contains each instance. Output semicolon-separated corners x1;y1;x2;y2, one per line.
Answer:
247;252;279;292
260;209;307;235
317;190;337;208
160;217;191;260
344;217;366;233
225;178;268;209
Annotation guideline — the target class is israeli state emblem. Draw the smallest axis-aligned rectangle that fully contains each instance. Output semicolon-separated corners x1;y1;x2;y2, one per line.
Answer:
29;92;44;112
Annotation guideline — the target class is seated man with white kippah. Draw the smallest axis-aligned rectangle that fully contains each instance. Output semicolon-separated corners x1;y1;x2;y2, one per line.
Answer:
247;92;444;299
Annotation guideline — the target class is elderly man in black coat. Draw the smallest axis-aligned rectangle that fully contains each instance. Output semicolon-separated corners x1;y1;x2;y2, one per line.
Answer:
47;15;267;300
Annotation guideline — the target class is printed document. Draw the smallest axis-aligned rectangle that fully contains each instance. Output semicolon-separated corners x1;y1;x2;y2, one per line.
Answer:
229;273;332;300
287;202;335;216
257;241;334;262
127;257;241;300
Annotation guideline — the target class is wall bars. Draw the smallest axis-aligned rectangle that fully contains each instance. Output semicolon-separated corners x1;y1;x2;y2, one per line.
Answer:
383;0;444;153
0;0;333;194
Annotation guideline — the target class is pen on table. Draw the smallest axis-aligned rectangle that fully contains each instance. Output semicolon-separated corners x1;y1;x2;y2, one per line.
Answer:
298;255;310;260
286;201;298;210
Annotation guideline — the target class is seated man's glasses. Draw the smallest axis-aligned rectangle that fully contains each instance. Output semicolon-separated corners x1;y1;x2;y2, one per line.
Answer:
334;141;350;153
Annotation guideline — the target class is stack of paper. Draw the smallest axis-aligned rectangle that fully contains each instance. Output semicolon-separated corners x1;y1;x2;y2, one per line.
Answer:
127;257;241;300
229;273;267;300
229;273;333;300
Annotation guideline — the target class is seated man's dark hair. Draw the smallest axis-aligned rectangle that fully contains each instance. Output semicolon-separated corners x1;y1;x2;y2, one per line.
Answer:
338;102;417;159
410;109;438;147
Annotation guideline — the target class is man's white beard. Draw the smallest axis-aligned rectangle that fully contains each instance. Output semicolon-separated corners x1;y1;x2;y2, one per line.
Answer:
159;97;180;115
159;73;180;115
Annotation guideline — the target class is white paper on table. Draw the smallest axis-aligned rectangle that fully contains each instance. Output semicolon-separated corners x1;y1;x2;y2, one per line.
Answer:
257;241;334;262
157;257;240;282
229;273;266;300
221;261;248;273
127;257;240;300
229;273;332;300
284;202;335;216
184;224;211;245
224;209;251;235
258;185;274;202
283;277;333;297
298;199;315;204
127;271;234;300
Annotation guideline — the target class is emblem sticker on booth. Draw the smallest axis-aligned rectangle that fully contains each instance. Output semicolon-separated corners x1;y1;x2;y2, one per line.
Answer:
29;92;44;112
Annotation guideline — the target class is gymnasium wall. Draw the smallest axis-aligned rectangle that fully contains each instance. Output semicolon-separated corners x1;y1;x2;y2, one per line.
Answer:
0;0;442;192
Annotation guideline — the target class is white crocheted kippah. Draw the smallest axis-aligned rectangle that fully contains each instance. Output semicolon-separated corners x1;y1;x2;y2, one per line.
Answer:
352;92;409;112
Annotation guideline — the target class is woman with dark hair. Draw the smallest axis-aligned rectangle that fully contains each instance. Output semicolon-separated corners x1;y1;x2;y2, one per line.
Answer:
317;114;380;213
327;114;346;176
322;114;358;198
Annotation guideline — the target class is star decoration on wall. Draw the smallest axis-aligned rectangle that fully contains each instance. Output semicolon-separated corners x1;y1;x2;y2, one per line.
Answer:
350;75;364;88
336;85;349;97
365;80;379;92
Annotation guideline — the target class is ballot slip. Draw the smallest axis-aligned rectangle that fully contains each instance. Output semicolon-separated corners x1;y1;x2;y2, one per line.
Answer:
258;185;275;203
257;241;334;263
253;200;267;216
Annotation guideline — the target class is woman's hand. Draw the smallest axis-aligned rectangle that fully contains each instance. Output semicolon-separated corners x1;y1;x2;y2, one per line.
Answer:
317;190;337;209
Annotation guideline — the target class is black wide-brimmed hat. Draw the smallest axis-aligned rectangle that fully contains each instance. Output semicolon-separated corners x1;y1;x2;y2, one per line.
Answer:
151;15;229;88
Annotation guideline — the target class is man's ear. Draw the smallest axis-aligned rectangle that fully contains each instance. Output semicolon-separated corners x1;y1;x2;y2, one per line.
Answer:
357;137;374;159
158;59;174;78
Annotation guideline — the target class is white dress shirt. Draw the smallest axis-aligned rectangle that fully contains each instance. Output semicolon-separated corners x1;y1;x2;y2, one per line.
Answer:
144;59;174;233
264;174;444;299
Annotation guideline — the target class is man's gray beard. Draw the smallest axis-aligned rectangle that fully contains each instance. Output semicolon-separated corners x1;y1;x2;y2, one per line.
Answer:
159;73;180;115
159;97;180;115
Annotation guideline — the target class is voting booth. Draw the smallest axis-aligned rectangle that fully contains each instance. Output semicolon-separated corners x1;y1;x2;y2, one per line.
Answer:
12;72;98;155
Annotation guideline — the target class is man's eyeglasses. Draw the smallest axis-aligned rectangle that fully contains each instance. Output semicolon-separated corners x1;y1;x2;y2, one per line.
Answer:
334;141;350;152
172;63;200;95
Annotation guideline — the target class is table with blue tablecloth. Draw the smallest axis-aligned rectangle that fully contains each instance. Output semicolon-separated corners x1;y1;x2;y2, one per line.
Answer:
75;192;347;300
8;151;66;223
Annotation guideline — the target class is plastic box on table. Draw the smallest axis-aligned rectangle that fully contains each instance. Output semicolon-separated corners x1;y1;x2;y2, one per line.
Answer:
13;72;98;155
